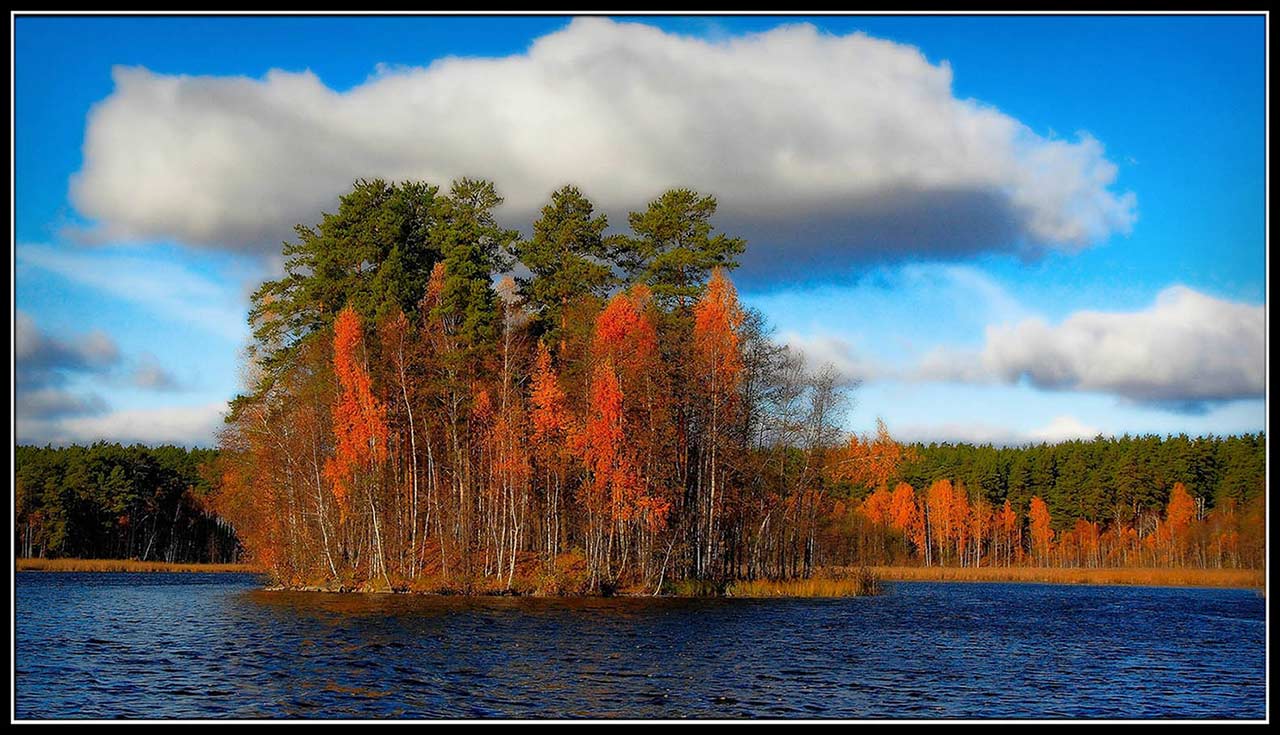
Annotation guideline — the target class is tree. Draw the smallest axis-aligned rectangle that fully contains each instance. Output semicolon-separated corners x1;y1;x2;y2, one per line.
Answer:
578;361;636;590
432;178;519;351
529;341;572;563
323;306;391;586
997;499;1020;566
690;268;746;578
835;418;914;492
615;189;746;310
248;179;440;385
1029;496;1054;565
515;185;617;351
1163;481;1197;566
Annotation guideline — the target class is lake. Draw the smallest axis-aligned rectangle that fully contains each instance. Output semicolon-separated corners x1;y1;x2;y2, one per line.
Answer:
14;572;1266;720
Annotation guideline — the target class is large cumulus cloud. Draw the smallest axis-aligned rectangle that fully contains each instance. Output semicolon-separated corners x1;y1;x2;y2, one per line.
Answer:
70;18;1135;278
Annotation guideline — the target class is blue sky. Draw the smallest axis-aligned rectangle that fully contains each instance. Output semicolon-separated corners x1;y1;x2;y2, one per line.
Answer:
13;13;1267;447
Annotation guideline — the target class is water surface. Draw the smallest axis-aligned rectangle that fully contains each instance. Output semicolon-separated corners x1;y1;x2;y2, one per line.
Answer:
15;572;1266;719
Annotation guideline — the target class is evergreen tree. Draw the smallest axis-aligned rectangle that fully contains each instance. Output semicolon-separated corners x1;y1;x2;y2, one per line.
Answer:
513;185;616;351
247;179;441;386
615;189;746;310
433;178;519;351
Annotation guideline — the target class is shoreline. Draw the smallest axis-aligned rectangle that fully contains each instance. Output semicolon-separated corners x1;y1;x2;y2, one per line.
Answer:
16;559;1264;591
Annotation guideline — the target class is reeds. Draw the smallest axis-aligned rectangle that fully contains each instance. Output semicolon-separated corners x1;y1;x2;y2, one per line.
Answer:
865;565;1263;589
16;558;258;573
726;568;884;598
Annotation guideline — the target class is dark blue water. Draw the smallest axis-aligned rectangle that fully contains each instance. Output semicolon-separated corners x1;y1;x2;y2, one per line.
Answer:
14;572;1266;719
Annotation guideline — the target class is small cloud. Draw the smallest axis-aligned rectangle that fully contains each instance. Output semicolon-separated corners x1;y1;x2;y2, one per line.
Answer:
17;402;228;448
130;355;182;391
15;309;121;387
15;310;121;421
894;415;1105;447
780;331;882;385
1027;415;1101;443
16;387;110;421
910;285;1264;410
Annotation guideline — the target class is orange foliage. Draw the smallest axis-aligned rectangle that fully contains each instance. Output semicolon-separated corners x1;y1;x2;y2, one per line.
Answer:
692;268;744;398
593;286;660;376
529;342;570;449
322;306;389;514
861;486;893;526
1029;496;1053;563
581;362;640;523
835;419;915;489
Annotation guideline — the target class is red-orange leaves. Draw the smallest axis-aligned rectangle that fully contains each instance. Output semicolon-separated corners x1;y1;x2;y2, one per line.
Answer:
592;285;660;377
581;362;642;523
1166;482;1197;537
529;342;569;449
861;485;894;526
1029;496;1054;563
323;306;389;513
835;418;914;490
692;268;744;401
1158;481;1198;565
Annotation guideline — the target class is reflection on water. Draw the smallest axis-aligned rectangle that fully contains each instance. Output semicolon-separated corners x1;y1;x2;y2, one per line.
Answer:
15;572;1266;719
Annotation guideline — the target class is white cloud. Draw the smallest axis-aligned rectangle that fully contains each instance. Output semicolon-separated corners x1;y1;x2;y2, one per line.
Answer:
780;331;883;384
17;388;110;421
17;402;228;447
894;420;1026;446
917;285;1265;408
69;18;1134;273
1026;415;1101;443
895;414;1101;446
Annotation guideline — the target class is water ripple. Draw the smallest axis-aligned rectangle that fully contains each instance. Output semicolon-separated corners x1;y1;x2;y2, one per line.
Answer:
15;572;1267;719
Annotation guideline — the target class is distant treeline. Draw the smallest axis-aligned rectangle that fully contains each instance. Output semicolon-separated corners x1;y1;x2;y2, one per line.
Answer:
898;433;1265;527
827;431;1266;570
15;443;239;563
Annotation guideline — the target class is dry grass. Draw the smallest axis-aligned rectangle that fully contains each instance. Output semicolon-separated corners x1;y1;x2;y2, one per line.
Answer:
16;558;259;574
727;568;884;598
866;565;1264;590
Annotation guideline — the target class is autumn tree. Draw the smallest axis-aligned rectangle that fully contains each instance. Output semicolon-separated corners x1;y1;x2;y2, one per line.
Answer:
689;268;746;579
1029;496;1054;566
529;341;572;564
578;361;634;590
324;306;391;586
834;419;914;491
1162;481;1197;567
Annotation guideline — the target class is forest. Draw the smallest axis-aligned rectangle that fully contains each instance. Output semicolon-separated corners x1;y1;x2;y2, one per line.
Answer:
14;179;1265;592
199;178;1266;593
15;432;1263;576
14;443;237;563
